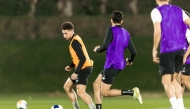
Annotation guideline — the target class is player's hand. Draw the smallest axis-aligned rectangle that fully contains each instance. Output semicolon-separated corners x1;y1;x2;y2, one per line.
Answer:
126;58;133;65
93;45;100;52
65;66;72;71
152;49;159;64
71;73;78;80
153;57;160;64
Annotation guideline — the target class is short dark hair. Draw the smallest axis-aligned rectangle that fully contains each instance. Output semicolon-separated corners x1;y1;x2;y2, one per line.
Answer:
111;10;123;23
61;22;74;30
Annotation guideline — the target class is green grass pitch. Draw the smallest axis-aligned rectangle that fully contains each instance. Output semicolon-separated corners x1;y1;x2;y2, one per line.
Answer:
0;92;190;109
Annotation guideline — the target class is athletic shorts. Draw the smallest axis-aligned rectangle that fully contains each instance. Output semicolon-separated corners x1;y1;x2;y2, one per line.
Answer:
70;66;93;85
159;49;184;75
100;68;121;84
182;64;190;75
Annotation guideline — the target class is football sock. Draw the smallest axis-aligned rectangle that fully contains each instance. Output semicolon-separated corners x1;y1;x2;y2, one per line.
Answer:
169;97;177;109
96;104;102;109
88;103;96;109
72;102;80;109
177;98;185;109
121;90;133;96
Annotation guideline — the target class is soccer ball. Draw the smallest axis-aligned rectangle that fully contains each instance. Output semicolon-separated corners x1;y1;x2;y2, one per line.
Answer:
51;104;63;109
16;100;27;109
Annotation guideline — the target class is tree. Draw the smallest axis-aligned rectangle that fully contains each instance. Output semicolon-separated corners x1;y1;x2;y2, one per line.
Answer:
100;0;107;14
129;0;138;15
57;0;73;17
28;0;38;17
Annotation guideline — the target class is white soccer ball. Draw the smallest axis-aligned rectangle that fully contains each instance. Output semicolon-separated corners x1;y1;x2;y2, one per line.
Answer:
16;100;27;109
51;104;63;109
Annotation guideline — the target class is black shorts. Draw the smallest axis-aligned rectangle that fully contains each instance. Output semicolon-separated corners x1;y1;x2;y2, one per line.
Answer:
159;50;184;75
182;64;190;75
70;66;93;85
100;68;121;84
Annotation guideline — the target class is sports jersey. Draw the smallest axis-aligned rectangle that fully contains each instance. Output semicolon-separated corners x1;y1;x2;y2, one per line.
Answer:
96;26;136;63
103;26;132;70
69;35;93;74
151;4;188;53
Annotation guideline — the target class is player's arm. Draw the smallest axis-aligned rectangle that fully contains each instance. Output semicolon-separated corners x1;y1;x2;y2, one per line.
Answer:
183;45;190;64
183;29;190;64
69;61;75;68
64;60;75;72
153;22;161;55
71;40;86;74
95;28;113;53
151;8;162;64
127;38;137;63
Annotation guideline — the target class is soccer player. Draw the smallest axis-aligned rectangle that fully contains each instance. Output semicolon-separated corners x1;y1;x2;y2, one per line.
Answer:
93;10;143;109
61;22;95;109
179;11;190;92
151;0;190;109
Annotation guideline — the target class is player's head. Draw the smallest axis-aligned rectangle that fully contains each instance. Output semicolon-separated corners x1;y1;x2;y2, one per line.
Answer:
156;0;169;5
111;10;123;25
61;22;74;40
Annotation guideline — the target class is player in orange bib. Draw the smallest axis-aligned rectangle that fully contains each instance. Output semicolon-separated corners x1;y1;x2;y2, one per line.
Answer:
61;22;95;109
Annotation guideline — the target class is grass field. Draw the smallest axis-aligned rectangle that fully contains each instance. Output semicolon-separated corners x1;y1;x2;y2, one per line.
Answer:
0;92;190;109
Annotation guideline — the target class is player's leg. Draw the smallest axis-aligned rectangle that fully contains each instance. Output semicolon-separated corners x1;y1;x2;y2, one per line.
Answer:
160;50;184;109
76;84;95;109
172;72;182;98
182;75;190;91
63;78;80;109
181;84;186;95
171;72;185;109
76;67;95;109
161;74;176;97
173;50;185;109
101;68;143;104
159;52;178;109
176;72;185;94
161;74;179;109
181;64;190;91
93;73;103;109
100;68;121;97
101;81;143;104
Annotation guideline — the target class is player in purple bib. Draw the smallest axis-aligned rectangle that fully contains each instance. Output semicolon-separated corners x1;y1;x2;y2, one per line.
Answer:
179;11;190;93
93;10;143;109
151;0;190;109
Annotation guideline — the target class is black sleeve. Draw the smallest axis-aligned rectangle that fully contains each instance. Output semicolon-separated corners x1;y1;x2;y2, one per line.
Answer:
127;38;137;63
69;61;75;68
71;40;86;74
96;28;113;53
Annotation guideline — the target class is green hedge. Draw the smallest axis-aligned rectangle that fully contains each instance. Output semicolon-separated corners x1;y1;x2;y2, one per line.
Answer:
0;0;189;16
0;0;30;16
0;15;153;39
0;37;162;93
